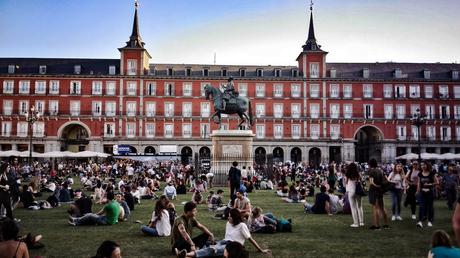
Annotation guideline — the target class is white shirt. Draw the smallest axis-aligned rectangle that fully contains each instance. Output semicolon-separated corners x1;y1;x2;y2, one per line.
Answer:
164;185;177;199
127;166;134;176
224;221;251;245
346;178;357;193
150;210;171;236
241;169;248;178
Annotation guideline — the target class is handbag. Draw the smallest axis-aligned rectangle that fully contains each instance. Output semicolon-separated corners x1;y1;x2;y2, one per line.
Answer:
381;176;396;193
355;181;367;196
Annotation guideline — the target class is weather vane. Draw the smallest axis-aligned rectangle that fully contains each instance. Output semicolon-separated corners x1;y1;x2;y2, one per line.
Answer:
310;0;313;11
135;0;139;9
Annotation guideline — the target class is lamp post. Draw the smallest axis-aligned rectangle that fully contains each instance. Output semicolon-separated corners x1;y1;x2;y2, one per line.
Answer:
25;105;40;165
411;108;426;163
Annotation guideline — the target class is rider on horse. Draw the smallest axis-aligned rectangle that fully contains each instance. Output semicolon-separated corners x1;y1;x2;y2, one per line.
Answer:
222;77;237;110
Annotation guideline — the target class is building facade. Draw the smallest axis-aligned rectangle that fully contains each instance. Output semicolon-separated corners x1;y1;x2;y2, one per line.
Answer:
1;4;459;166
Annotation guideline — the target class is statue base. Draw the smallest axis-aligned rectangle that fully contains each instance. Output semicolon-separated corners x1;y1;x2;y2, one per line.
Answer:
210;130;254;185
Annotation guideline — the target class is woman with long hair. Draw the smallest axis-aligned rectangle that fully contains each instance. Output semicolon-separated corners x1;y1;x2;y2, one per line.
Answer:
92;240;121;258
141;195;171;236
0;218;29;258
428;230;460;257
388;163;406;221
416;162;438;228
368;158;389;230
345;162;364;227
404;161;420;220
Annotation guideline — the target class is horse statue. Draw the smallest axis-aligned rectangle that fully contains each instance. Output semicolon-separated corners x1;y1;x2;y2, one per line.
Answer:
204;84;253;129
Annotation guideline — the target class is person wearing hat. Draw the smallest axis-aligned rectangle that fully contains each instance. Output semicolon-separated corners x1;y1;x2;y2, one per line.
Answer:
222;77;236;110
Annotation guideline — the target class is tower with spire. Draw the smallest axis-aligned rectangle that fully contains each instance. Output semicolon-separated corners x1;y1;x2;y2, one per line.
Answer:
119;0;151;76
296;1;328;78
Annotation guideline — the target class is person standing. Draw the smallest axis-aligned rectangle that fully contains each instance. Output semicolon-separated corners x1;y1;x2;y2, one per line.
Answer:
228;161;241;199
405;161;420;220
388;163;405;221
345;163;364;227
416;162;439;228
445;164;459;210
368;158;390;230
0;162;16;221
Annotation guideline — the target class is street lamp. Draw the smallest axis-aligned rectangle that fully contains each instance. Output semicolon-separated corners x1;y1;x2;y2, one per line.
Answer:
411;108;426;163
25;105;40;165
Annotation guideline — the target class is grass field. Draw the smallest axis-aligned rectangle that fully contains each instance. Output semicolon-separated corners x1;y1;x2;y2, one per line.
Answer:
14;183;456;258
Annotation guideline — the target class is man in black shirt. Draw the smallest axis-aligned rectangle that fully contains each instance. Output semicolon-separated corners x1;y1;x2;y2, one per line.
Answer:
228;161;241;199
304;185;331;215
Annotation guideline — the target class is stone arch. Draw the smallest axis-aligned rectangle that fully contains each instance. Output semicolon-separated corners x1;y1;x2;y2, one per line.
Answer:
353;124;384;141
273;147;284;164
58;122;91;152
181;146;193;165
254;147;266;165
57;121;92;138
144;146;156;154
354;125;384;163
308;147;321;168
290;147;302;164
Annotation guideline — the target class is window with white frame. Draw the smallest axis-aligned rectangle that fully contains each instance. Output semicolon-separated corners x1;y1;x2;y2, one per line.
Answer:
291;103;301;118
256;83;265;97
310;63;319;78
291;84;301;97
109;65;116;75
221;69;228;77
145;123;155;138
200;82;210;97
70;101;80;116
127;81;137;96
274;104;283;118
70;81;81;95
200;123;210;139
310;84;320;98
239;69;246;77
410;105;420;117
454;71;459;80
441;126;451;141
364;104;373;119
255;103;265;118
454;106;460;119
203;68;209;77
454;86;460;99
106;81;116;95
164;83;175;96
424;69;431;79
439;85;449;98
363;68;370;78
35;81;46;94
394;68;402;78
330;124;340;139
425;104;435;119
104;123;115;137
384;104;393;119
1;122;11;137
17;122;28;137
411;125;419;141
330;104;340;118
343;104;352;119
74;65;81;74
395;85;406;98
396;125;406;140
396;105;405;119
427;126;436;141
33;122;44;137
19;81;30;94
292;69;299;77
201;102;210;117
182;103;191;117
237;83;247;97
343;84;352;98
256;69;263;77
126;122;136;138
7;65;15;74
19;100;29;115
310;124;320;139
126;102;136;117
3;100;13;116
167;68;174;76
145;102;156;117
409;85;420;98
92;81;102;95
274;124;283;139
256;124;265;139
165;102;174;117
274;69;281;77
35;101;45;115
105;102;116;116
383;84;393;98
363;84;373;98
145;82;156;96
330;68;336;78
440;105;450;119
274;84;283;97
49;80;59;94
183;82;192;97
182;124;192;138
310;104;320;118
164;124;174;138
92;101;102;116
49;101;59;116
330;84;339;98
3;81;14;94
424;85;433;98
127;60;137;75
292;124;301;139
456;127;460;141
39;65;46;74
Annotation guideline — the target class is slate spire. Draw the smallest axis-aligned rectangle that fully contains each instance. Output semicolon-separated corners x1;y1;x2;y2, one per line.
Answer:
125;0;145;48
302;1;324;52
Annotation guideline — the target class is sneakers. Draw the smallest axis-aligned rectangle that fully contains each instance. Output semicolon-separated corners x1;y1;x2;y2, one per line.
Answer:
391;216;396;221
370;225;381;230
396;216;403;221
416;221;423;228
411;214;417;220
359;223;365;227
13;218;21;223
68;221;76;226
175;248;186;258
427;222;433;227
350;224;359;228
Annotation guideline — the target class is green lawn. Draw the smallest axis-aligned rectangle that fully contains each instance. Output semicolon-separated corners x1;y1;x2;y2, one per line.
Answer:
15;185;456;258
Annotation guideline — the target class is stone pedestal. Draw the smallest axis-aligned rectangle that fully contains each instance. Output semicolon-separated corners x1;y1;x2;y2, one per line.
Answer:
210;130;254;185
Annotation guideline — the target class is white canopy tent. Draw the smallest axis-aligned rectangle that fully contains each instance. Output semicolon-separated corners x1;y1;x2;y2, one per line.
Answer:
395;152;442;160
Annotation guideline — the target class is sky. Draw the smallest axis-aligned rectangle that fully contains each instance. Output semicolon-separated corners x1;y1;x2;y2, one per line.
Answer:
0;0;459;66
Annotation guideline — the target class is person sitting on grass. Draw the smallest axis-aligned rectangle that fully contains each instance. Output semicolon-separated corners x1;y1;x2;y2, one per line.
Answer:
68;191;119;226
141;195;171;237
116;193;130;221
91;240;121;258
0;218;30;258
304;185;331;215
224;241;248;258
428;230;460;258
233;190;252;220
327;189;340;214
282;185;299;203
171;201;215;254
208;189;225;211
164;182;177;200
68;189;92;218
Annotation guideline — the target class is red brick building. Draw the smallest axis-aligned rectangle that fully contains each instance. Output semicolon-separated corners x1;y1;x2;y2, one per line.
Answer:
1;4;459;165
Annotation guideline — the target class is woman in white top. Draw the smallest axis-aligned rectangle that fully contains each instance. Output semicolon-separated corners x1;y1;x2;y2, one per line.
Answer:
141;195;171;237
345;163;364;227
388;163;406;221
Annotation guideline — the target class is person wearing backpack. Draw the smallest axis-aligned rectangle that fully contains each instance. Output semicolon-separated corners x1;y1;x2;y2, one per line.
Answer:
368;159;390;230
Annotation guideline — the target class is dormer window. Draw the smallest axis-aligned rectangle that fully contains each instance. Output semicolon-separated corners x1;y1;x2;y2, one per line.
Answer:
203;68;209;77
274;69;281;77
74;65;81;75
39;65;47;74
149;67;156;76
239;69;246;77
363;68;369;79
109;65;116;75
221;69;227;77
424;69;431;79
453;70;459;80
127;60;137;75
330;68;337;78
167;68;174;76
292;69;298;77
8;65;15;74
394;68;402;78
256;69;263;77
186;68;192;76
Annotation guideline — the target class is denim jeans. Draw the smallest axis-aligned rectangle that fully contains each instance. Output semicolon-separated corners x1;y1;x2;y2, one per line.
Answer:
75;213;108;225
195;240;229;258
141;225;159;236
390;189;403;216
418;190;434;222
